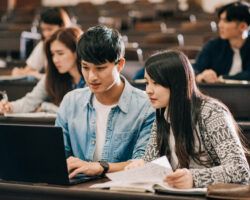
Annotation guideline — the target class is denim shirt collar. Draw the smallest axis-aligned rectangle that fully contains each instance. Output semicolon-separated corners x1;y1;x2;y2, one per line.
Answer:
72;77;85;89
81;76;133;114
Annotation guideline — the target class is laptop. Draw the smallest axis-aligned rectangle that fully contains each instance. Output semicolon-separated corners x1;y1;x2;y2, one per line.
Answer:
0;124;97;185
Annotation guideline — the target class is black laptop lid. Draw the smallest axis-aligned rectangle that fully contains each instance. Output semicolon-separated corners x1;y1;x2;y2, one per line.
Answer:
0;124;70;185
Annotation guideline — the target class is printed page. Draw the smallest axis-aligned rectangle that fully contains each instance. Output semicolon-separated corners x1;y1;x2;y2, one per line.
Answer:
91;156;206;195
90;180;155;192
106;156;172;183
154;183;207;195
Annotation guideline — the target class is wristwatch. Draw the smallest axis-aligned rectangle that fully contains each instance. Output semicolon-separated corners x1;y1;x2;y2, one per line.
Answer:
98;161;109;176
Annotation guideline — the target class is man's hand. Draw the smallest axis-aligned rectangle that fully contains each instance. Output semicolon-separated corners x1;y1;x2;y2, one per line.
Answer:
165;168;193;189
196;69;219;83
67;156;103;179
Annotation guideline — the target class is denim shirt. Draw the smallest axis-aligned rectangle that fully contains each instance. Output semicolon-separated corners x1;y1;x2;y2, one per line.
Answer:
55;78;155;163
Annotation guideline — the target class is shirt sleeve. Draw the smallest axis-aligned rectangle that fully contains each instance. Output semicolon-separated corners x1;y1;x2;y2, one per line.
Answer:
55;93;73;158
131;106;155;159
190;103;250;188
40;102;58;113
193;40;214;74
11;75;49;113
26;41;46;71
223;71;250;80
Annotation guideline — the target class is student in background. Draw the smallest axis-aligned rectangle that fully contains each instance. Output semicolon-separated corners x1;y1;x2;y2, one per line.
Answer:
11;7;72;79
126;50;250;188
56;25;155;178
0;27;84;114
195;1;250;83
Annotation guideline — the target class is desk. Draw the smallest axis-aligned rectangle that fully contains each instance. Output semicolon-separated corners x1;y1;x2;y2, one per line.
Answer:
0;179;206;200
238;121;250;146
0;78;37;101
199;83;250;120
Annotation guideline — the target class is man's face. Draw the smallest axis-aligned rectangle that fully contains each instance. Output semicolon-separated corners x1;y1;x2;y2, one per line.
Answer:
218;11;245;40
81;59;124;94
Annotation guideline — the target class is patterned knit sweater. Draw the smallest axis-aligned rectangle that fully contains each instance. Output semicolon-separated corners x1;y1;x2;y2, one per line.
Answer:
143;99;250;188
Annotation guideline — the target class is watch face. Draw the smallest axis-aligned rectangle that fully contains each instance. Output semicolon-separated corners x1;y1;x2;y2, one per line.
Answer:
100;161;109;173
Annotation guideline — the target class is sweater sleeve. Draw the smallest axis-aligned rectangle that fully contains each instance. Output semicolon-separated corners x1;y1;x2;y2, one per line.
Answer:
11;76;49;113
143;121;160;162
190;102;250;188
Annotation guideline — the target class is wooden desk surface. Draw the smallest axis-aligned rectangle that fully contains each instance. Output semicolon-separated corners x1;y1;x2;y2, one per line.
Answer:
0;179;206;200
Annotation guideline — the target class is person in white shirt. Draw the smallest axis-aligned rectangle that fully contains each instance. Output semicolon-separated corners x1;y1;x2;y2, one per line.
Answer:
0;27;85;114
12;7;72;79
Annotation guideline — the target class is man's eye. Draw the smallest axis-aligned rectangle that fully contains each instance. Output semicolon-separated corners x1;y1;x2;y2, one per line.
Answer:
97;67;106;71
82;66;89;70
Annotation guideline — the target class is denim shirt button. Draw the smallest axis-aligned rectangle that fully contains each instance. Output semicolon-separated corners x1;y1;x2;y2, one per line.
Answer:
91;140;96;145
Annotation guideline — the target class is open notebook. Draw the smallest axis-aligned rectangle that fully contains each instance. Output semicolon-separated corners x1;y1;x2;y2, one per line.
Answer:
91;156;206;195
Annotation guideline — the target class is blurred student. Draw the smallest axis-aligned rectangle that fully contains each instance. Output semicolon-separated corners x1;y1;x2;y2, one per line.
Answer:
126;50;250;188
56;25;155;178
195;1;250;83
0;27;84;114
12;7;72;79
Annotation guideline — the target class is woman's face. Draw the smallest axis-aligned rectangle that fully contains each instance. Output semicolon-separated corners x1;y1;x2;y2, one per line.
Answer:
50;40;77;74
40;22;60;40
145;71;170;109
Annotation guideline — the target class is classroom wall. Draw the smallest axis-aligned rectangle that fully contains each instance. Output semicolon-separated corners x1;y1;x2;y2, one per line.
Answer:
41;0;237;13
42;0;164;6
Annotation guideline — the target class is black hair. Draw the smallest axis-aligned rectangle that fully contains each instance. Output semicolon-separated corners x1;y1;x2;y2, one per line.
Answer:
145;50;209;168
40;7;71;27
77;25;125;65
146;50;249;168
218;1;250;25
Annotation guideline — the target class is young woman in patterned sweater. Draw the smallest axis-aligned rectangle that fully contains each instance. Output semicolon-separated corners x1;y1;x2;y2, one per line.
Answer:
126;50;250;188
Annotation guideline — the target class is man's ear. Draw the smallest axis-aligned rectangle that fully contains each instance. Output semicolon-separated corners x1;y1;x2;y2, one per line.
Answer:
117;58;125;72
239;22;248;32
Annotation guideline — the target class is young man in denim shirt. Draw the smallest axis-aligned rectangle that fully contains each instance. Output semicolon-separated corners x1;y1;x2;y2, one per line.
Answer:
55;25;155;178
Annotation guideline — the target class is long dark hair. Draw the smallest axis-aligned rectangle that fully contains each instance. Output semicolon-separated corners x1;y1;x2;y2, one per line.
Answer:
145;50;210;168
45;27;83;105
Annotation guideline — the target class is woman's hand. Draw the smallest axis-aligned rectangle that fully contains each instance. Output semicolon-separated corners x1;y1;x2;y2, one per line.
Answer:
0;100;13;114
165;168;193;189
124;159;145;170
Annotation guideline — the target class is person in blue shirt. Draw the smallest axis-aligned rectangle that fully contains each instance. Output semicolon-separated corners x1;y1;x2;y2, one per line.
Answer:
0;27;85;114
194;1;250;83
55;25;155;178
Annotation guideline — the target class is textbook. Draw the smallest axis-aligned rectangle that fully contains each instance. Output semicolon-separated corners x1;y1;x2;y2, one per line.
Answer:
90;156;207;195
